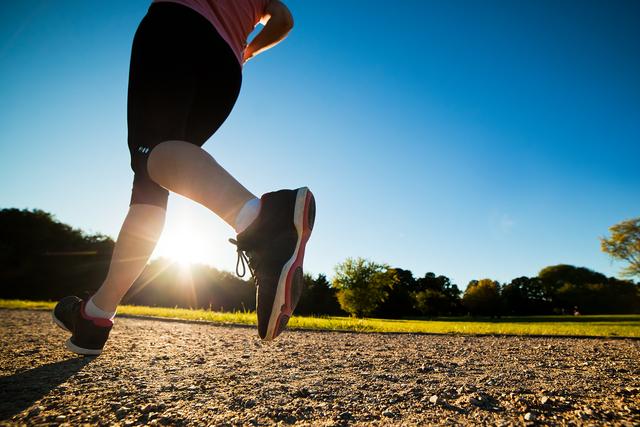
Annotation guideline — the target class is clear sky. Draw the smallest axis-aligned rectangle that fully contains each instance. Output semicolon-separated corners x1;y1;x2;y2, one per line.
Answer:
1;0;639;288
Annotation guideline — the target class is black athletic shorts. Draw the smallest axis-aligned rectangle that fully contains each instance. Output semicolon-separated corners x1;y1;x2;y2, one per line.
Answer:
127;2;242;208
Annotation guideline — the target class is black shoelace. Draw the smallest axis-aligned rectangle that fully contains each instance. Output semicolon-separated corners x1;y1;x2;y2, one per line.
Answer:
228;238;255;278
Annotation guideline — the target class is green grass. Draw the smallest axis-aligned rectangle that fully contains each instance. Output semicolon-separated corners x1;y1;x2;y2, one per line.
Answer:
2;299;639;338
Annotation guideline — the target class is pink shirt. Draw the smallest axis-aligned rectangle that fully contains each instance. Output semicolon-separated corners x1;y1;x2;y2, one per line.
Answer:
153;0;270;65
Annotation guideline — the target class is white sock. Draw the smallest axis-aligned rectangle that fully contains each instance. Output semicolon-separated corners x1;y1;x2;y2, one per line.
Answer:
235;197;261;233
85;297;116;320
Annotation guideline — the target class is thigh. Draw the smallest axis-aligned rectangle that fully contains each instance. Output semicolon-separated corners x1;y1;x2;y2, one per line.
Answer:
127;4;198;161
127;3;204;206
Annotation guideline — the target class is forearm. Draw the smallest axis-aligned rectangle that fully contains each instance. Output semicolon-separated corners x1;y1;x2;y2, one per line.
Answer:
244;7;293;62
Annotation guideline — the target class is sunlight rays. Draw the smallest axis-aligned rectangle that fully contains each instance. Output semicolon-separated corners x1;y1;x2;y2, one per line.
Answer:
151;204;219;267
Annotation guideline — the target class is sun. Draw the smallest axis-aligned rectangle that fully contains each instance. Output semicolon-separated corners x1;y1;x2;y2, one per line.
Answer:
148;198;238;271
151;219;213;266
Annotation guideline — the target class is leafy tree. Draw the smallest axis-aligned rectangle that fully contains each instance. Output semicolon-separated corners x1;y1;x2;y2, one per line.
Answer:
538;264;607;304
0;208;114;300
373;268;418;318
296;273;344;316
501;276;549;315
332;258;398;317
413;273;462;316
413;288;448;316
463;279;501;316
601;217;640;278
537;264;640;314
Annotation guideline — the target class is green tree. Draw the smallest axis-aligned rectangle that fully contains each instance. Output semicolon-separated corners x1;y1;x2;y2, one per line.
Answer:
537;264;640;314
538;264;606;300
295;273;344;315
462;278;501;316
413;288;448;316
501;276;549;315
601;217;640;278
373;268;418;318
412;273;462;317
0;208;114;300
332;258;398;317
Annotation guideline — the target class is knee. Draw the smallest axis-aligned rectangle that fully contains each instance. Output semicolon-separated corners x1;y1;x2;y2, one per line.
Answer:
129;175;169;209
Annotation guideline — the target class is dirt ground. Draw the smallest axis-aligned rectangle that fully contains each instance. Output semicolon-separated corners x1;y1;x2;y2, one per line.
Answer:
1;309;639;426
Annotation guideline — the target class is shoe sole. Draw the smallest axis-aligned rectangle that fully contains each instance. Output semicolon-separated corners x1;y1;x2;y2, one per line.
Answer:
52;311;103;356
65;339;102;356
263;187;315;341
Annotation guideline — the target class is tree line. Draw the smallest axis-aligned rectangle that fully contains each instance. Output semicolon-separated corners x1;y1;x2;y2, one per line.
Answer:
1;208;638;317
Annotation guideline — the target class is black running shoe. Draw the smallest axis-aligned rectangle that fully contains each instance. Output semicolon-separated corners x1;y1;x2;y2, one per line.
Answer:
52;296;113;355
230;187;315;341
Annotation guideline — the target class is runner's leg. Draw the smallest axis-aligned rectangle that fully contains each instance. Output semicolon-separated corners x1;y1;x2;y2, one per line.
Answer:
91;3;199;313
91;205;165;313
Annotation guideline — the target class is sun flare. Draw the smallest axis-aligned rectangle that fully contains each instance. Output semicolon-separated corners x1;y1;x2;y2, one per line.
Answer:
151;219;214;267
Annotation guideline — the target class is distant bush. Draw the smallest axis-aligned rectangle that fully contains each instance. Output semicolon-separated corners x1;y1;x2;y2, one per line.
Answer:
332;258;398;317
501;276;550;315
296;273;345;316
538;264;639;314
463;279;501;317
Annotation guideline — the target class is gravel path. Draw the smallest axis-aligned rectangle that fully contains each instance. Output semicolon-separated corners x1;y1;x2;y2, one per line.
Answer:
1;309;639;426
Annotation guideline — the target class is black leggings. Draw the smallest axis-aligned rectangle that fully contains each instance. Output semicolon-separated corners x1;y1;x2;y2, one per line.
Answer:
127;2;242;208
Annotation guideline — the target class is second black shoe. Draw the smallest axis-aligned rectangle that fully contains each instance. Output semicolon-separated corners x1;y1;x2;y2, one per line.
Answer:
52;296;113;355
230;187;315;341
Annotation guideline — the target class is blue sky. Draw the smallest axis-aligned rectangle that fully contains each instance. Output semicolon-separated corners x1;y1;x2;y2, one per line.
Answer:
1;0;639;288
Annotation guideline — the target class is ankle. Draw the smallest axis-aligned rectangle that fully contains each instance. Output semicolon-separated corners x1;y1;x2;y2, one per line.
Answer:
234;197;261;233
85;296;117;320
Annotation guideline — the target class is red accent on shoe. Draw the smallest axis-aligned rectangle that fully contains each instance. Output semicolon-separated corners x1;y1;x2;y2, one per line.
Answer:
80;301;114;328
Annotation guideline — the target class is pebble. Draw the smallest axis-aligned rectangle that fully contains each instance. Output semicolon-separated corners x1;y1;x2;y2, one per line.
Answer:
382;408;396;418
417;363;432;373
55;415;67;421
524;412;536;421
429;395;439;404
295;387;311;398
469;396;482;406
27;406;43;417
141;403;156;413
540;396;551;405
338;411;353;420
116;407;130;419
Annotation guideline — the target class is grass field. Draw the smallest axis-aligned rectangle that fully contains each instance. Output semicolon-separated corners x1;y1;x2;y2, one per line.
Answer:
2;299;639;338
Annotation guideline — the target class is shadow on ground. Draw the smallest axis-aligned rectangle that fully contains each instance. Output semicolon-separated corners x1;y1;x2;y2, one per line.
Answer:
0;357;92;420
